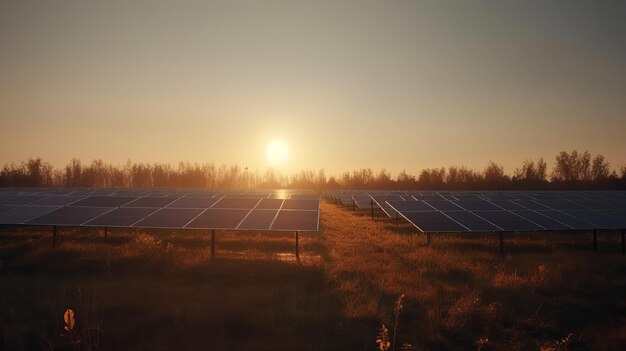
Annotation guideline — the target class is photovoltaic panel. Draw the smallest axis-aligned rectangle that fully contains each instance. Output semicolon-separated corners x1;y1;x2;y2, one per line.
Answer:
281;199;320;211
0;195;47;205
84;207;159;227
536;200;588;210
443;211;502;231
488;200;528;211
29;195;88;206
423;200;464;211
0;206;16;213
472;211;543;231
237;209;279;230
123;197;178;208
71;196;138;207
453;200;502;211
133;208;204;228
212;198;261;209
372;195;404;217
400;211;467;232
166;197;219;209
511;200;552;211
511;211;573;231
254;199;285;209
561;210;626;229
26;206;115;225
386;200;434;211
289;194;320;200
271;210;319;231
185;209;250;229
0;206;61;224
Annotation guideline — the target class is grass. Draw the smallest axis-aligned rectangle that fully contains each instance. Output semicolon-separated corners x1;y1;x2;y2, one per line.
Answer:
1;202;625;350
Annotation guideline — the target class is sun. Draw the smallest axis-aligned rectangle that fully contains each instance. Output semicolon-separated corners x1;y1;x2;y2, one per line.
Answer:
266;140;289;166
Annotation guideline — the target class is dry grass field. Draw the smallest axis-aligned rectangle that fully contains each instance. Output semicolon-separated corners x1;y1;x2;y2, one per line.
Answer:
1;201;625;350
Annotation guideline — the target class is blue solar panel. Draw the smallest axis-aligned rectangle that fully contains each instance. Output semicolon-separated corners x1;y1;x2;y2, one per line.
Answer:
401;211;467;232
443;211;501;231
472;211;543;231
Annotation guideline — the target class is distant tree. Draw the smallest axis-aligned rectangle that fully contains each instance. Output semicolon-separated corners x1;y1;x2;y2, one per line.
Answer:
590;155;610;181
396;169;417;189
483;161;509;189
552;150;592;182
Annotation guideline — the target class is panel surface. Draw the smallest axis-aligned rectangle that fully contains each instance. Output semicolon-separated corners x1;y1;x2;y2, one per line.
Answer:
0;206;61;224
84;207;159;227
281;199;320;210
186;209;250;229
443;211;502;231
166;197;219;208
133;208;204;228
237;210;279;230
271;210;319;231
71;196;138;207
472;211;543;231
27;206;115;225
400;211;467;232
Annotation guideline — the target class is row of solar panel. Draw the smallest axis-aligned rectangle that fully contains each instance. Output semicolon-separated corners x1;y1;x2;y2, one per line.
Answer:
0;195;319;210
327;190;626;202
0;193;320;231
0;188;319;199
0;205;318;231
386;201;626;233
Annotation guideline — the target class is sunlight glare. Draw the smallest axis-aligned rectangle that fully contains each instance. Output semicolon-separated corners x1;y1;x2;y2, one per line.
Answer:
267;140;289;167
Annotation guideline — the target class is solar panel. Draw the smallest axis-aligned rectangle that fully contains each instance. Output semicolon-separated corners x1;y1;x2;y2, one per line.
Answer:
133;208;205;228
254;199;285;209
27;206;115;225
123;197;178;208
386;200;434;211
443;211;502;231
212;198;261;209
423;200;463;211
237;209;279;230
510;211;573;231
0;206;61;224
1;195;47;205
453;200;502;211
71;196;138;207
472;211;543;231
29;195;88;206
271;210;319;231
281;199;319;211
84;207;159;227
166;197;219;208
400;211;468;232
186;209;250;229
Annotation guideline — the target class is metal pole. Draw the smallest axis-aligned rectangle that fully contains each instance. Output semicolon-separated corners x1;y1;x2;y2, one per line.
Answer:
426;232;431;246
52;226;58;249
211;229;216;260
104;227;108;243
295;231;300;260
593;229;597;251
371;200;374;220
621;229;625;255
499;232;504;257
396;212;399;228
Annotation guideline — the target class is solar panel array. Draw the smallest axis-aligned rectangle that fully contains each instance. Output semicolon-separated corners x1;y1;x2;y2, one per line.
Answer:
326;190;626;233
0;188;320;231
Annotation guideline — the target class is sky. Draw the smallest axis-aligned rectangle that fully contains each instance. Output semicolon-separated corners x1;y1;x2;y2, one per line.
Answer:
1;0;625;177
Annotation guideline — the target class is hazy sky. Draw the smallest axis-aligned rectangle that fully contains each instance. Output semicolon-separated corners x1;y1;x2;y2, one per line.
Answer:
1;0;625;176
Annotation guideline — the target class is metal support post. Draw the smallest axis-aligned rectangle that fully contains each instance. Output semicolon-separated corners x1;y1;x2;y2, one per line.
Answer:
211;229;216;259
52;226;58;249
295;231;300;260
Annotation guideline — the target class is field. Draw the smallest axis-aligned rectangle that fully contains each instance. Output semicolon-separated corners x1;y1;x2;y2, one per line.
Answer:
1;201;625;351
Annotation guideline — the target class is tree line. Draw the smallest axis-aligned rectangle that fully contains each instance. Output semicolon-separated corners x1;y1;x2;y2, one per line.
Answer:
1;150;626;190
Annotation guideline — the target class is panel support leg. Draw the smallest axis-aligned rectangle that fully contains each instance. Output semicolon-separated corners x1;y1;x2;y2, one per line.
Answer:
295;231;300;261
211;229;216;260
499;232;504;257
593;229;597;251
371;200;374;220
104;227;108;243
426;232;431;246
396;212;399;228
52;226;58;249
621;229;626;255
